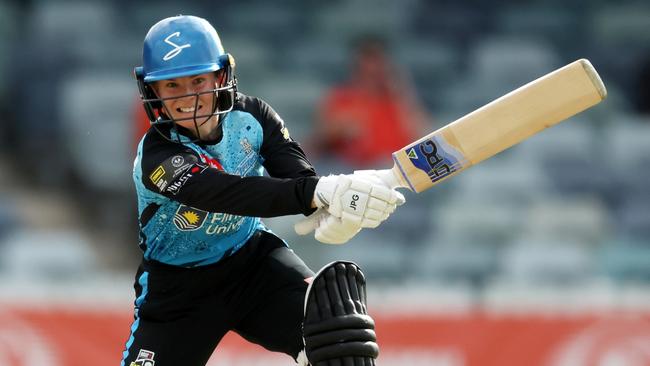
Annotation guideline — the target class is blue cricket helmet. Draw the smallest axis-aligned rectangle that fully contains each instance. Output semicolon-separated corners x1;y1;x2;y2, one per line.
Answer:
134;15;237;143
141;15;230;82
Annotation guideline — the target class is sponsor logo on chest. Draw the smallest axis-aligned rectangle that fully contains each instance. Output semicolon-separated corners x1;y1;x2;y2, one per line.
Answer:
173;204;246;235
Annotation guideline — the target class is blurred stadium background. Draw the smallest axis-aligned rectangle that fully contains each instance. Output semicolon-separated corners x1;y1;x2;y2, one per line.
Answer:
1;0;650;365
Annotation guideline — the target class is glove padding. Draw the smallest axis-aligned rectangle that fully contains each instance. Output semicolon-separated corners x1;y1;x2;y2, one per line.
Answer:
295;208;361;244
313;174;405;228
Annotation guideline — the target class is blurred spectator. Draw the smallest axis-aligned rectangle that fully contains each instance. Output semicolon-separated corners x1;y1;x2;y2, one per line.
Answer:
312;35;432;168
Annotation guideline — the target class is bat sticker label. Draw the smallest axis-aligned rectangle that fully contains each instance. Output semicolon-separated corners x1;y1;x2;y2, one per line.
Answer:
406;135;467;184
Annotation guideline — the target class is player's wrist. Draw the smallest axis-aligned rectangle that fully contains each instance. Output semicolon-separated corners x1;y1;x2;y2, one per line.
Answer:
313;175;339;209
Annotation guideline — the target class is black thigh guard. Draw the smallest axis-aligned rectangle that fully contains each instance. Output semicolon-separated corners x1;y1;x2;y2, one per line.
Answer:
303;261;379;366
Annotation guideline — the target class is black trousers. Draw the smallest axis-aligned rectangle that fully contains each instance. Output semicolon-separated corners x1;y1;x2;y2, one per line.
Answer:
121;230;314;366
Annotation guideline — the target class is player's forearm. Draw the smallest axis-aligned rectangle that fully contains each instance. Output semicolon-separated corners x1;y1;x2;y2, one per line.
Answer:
174;174;319;217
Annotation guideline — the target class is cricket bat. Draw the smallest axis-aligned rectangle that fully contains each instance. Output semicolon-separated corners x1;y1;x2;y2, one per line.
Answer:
369;58;607;192
295;59;606;236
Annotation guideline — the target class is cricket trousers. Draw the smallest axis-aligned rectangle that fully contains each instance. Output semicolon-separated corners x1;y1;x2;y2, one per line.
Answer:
120;230;314;366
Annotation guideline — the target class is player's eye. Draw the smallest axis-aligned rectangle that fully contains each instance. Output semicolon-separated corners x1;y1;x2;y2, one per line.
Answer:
164;81;178;88
192;77;206;85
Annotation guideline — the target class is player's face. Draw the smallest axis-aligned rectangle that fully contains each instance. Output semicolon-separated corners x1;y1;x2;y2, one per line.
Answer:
153;71;224;132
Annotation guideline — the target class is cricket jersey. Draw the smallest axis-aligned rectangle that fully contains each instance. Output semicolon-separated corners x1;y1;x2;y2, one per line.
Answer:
133;93;318;267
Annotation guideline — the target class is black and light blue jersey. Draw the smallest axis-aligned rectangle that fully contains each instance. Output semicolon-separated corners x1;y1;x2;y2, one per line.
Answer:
133;93;318;267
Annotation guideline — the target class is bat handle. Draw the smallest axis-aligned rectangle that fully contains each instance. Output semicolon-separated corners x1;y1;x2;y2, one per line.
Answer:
354;167;410;190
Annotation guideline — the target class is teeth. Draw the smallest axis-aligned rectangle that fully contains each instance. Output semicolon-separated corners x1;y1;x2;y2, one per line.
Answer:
179;107;196;113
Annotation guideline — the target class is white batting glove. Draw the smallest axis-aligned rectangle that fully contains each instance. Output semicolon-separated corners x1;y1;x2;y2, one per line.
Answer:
313;174;405;227
297;173;406;244
313;174;405;228
294;208;361;244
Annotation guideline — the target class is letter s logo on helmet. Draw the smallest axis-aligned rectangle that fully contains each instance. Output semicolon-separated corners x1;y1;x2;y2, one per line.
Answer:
134;15;238;144
162;32;191;61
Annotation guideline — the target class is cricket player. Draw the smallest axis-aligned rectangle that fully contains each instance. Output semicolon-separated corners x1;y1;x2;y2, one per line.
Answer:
121;15;404;366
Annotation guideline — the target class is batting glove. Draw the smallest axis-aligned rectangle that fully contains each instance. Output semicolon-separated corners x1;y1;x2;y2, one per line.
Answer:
294;208;361;244
313;174;405;228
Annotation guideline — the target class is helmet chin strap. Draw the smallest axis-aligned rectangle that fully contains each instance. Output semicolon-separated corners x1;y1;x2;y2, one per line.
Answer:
194;86;222;139
196;99;217;128
195;116;220;141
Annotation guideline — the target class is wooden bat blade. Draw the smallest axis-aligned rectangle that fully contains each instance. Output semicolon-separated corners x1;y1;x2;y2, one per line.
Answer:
390;58;607;192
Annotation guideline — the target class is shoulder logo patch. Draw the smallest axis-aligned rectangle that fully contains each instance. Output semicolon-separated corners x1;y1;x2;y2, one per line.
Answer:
149;166;168;191
149;166;165;183
171;155;185;167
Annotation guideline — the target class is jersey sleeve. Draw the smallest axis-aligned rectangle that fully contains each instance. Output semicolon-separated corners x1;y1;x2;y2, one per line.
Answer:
140;132;318;217
253;97;318;179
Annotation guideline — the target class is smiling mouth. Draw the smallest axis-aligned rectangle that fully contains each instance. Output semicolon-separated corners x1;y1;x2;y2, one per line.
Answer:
177;105;203;113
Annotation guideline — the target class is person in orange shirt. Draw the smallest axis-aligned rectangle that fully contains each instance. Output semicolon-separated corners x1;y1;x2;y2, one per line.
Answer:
315;35;431;168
